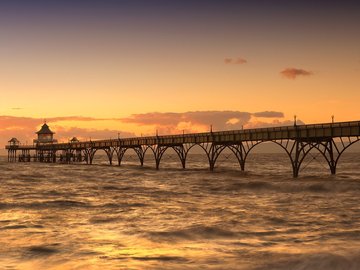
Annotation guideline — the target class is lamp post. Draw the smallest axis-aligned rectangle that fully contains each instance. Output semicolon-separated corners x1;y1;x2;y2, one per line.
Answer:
332;115;334;123
294;115;297;126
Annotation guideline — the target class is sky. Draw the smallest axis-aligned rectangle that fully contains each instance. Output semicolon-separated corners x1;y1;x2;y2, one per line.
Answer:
1;0;360;145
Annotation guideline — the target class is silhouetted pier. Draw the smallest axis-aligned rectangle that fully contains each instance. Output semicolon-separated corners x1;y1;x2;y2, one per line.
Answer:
5;120;360;177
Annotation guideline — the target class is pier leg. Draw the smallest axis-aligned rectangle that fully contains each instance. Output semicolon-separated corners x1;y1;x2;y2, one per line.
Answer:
155;160;160;170
103;148;113;165
206;144;226;172
133;147;145;167
328;140;337;175
228;144;247;172
209;162;215;171
154;146;168;170
84;155;89;164
172;145;187;170
86;148;96;165
240;161;245;171
293;166;299;178
292;141;301;178
115;147;126;166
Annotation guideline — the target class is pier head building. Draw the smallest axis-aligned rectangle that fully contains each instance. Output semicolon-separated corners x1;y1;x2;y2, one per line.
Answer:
34;123;57;144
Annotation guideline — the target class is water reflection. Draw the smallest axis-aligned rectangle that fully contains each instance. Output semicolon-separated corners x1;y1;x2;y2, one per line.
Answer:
0;154;360;269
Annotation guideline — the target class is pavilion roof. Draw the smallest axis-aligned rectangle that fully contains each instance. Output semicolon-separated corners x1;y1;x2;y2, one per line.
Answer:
8;137;19;143
36;123;55;134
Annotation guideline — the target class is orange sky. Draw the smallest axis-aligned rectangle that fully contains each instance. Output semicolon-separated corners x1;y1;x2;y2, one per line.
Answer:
1;1;359;146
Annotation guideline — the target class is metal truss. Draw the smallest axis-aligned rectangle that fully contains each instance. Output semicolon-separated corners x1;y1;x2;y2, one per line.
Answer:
7;136;360;178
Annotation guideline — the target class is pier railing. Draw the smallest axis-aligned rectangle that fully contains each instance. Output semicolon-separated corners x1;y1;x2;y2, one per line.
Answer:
5;120;360;177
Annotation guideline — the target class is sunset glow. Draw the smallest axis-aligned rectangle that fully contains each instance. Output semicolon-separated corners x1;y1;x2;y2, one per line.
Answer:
2;2;360;269
1;1;359;145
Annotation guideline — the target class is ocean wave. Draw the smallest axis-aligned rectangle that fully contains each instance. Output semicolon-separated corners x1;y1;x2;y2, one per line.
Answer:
131;255;189;262
147;225;237;242
232;181;276;191
100;202;148;209
226;179;360;194
1;225;28;230
0;200;90;209
253;252;360;270
89;216;120;224
0;154;359;269
23;245;60;258
101;185;132;191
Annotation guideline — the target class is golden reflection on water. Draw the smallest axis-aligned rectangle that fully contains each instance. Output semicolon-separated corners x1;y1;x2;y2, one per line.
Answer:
1;154;360;269
88;227;233;268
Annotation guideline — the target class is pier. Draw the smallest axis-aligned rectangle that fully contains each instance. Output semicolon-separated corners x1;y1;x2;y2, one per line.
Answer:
5;120;360;177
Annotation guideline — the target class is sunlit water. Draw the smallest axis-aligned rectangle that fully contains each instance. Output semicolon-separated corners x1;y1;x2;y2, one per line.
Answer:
1;152;360;270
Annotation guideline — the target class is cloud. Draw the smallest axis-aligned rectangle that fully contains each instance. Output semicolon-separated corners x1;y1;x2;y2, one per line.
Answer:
0;116;43;131
121;111;252;132
120;112;183;126
121;110;286;134
280;68;313;79
47;116;114;122
253;111;284;118
52;127;135;142
224;57;247;65
245;119;305;129
224;58;233;64
0;115;133;148
0;115;113;129
0;111;293;152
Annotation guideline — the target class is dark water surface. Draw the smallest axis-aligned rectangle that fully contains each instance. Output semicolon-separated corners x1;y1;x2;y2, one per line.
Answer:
0;153;360;269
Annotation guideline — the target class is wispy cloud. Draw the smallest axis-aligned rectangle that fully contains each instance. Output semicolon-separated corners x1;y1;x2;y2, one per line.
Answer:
280;68;313;79
121;111;251;131
47;116;115;122
0;115;133;147
121;110;286;134
246;119;305;129
224;57;247;65
253;111;284;118
0;116;114;130
53;127;135;142
0;111;297;149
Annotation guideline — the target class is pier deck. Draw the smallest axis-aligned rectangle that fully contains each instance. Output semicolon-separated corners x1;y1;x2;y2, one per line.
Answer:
6;120;360;177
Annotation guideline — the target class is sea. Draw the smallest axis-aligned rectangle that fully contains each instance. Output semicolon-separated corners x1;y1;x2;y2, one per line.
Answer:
0;151;360;270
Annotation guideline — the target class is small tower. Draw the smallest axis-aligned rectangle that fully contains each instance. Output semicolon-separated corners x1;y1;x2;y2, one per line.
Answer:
33;122;58;144
8;138;20;147
69;137;79;143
